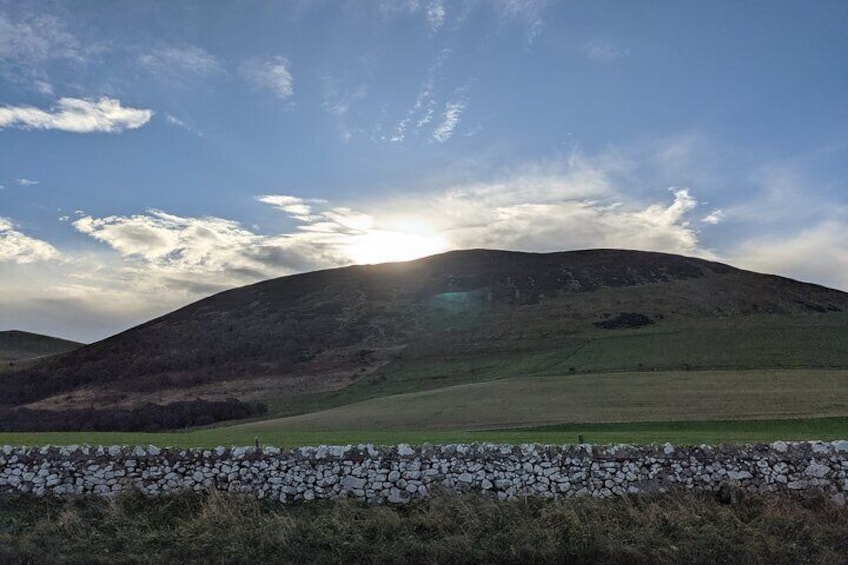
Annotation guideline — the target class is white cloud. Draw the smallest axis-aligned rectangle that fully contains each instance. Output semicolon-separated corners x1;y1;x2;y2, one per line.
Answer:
728;221;848;291
242;56;294;100
432;99;465;142
257;194;327;220
429;181;709;258
584;40;630;63
138;45;223;78
0;97;153;133
73;211;260;268
701;209;725;225
14;178;39;186
0;217;61;263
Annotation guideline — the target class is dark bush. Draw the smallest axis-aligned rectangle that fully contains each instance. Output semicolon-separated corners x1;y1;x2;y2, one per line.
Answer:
0;398;266;432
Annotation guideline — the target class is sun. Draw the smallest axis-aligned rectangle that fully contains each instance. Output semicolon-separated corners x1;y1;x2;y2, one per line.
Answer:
343;224;449;265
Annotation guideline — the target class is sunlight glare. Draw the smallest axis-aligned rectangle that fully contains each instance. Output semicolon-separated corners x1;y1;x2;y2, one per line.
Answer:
343;224;449;264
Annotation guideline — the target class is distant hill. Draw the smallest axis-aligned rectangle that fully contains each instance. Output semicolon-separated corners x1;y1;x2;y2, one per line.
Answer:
2;248;847;431
0;330;83;365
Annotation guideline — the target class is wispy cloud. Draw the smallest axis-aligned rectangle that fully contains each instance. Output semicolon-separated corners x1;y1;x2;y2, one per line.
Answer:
0;11;98;91
242;56;294;100
14;178;39;186
0;12;86;66
0;217;61;263
432;98;466;142
164;113;203;136
391;48;451;142
0;97;153;133
494;0;556;44
426;1;446;32
584;39;630;63
319;73;368;117
139;44;223;79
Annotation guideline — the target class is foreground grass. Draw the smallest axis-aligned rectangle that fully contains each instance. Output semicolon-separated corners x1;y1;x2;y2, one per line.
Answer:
0;489;846;564
1;416;847;448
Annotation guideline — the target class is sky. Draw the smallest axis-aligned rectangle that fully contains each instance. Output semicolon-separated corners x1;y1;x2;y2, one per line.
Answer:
1;0;847;343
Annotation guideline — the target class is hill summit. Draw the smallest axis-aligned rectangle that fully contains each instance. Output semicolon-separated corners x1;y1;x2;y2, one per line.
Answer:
2;248;847;431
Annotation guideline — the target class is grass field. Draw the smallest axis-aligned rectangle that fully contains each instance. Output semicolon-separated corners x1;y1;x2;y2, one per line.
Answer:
1;416;847;449
241;369;848;432
2;368;846;447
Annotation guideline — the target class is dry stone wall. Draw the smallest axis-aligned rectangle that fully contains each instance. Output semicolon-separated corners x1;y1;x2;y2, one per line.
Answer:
1;441;847;503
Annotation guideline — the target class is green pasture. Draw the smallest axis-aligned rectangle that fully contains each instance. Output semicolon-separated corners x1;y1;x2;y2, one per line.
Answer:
264;313;848;419
240;369;848;432
2;367;847;447
1;416;847;449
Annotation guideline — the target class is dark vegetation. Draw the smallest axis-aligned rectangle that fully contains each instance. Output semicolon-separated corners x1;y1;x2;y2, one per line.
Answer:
0;399;266;432
593;312;655;329
1;489;846;564
2;248;847;432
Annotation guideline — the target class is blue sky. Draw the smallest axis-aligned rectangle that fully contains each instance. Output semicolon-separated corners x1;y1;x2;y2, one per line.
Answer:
1;0;847;342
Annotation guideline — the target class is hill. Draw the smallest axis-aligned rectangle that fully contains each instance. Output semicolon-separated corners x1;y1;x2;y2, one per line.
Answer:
2;248;847;431
0;331;83;366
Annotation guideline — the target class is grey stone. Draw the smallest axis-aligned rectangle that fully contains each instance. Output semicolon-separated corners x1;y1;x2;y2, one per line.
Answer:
388;487;409;504
341;476;367;490
771;441;788;453
811;442;830;454
804;463;830;478
831;440;848;452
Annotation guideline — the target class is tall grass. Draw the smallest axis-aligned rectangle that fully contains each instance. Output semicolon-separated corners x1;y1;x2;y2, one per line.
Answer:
1;489;846;564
